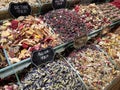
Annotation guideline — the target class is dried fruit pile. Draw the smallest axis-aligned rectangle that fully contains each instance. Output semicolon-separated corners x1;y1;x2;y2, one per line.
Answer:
21;60;86;90
74;4;110;32
0;48;8;69
0;15;62;64
97;33;120;68
44;9;86;42
98;3;120;22
67;45;120;90
0;0;38;10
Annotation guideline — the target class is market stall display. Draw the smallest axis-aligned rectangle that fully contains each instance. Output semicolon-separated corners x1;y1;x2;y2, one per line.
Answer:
98;3;120;22
97;33;120;69
0;1;120;90
67;45;120;90
21;59;86;90
0;15;62;64
44;9;86;42
74;4;110;33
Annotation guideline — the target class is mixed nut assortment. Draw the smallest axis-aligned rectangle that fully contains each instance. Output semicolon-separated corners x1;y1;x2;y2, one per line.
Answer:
0;15;62;64
98;3;120;22
74;4;110;33
0;0;38;10
67;45;120;90
21;60;86;90
97;33;120;69
44;9;86;42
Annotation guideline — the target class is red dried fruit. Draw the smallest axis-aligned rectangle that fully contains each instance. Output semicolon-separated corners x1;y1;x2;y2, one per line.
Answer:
18;23;24;30
103;18;107;22
44;37;53;43
29;47;35;52
86;12;90;17
22;43;29;49
75;5;80;12
11;20;19;29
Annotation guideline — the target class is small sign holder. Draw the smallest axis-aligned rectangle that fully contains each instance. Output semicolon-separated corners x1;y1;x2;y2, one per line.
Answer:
9;2;32;18
52;0;67;9
74;34;88;49
31;47;55;67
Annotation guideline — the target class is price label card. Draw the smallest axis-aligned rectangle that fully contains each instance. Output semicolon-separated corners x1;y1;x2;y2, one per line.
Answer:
52;0;67;9
9;2;31;18
31;47;55;66
74;35;88;49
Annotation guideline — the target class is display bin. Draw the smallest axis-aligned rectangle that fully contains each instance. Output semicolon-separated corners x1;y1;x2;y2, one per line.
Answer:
0;40;73;79
0;14;120;80
20;55;88;90
66;45;120;90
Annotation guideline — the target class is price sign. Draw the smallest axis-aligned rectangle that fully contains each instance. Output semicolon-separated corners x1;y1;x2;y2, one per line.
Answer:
9;2;31;18
52;0;67;9
31;47;55;66
74;34;88;49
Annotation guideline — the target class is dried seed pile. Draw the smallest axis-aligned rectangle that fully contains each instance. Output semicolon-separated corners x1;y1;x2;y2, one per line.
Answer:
67;45;120;90
22;60;86;90
44;9;86;42
0;0;38;10
0;15;62;64
98;3;120;22
0;48;8;69
74;4;110;32
98;33;120;68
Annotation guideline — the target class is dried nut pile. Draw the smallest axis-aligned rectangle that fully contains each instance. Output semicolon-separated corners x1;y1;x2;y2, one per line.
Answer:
98;33;120;68
41;0;52;3
0;48;8;69
44;9;86;42
0;15;62;64
74;4;110;32
0;0;38;10
67;46;120;90
22;60;86;90
98;3;120;22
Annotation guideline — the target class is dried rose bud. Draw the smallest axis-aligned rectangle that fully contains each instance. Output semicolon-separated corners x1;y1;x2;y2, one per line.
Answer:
10;20;19;29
